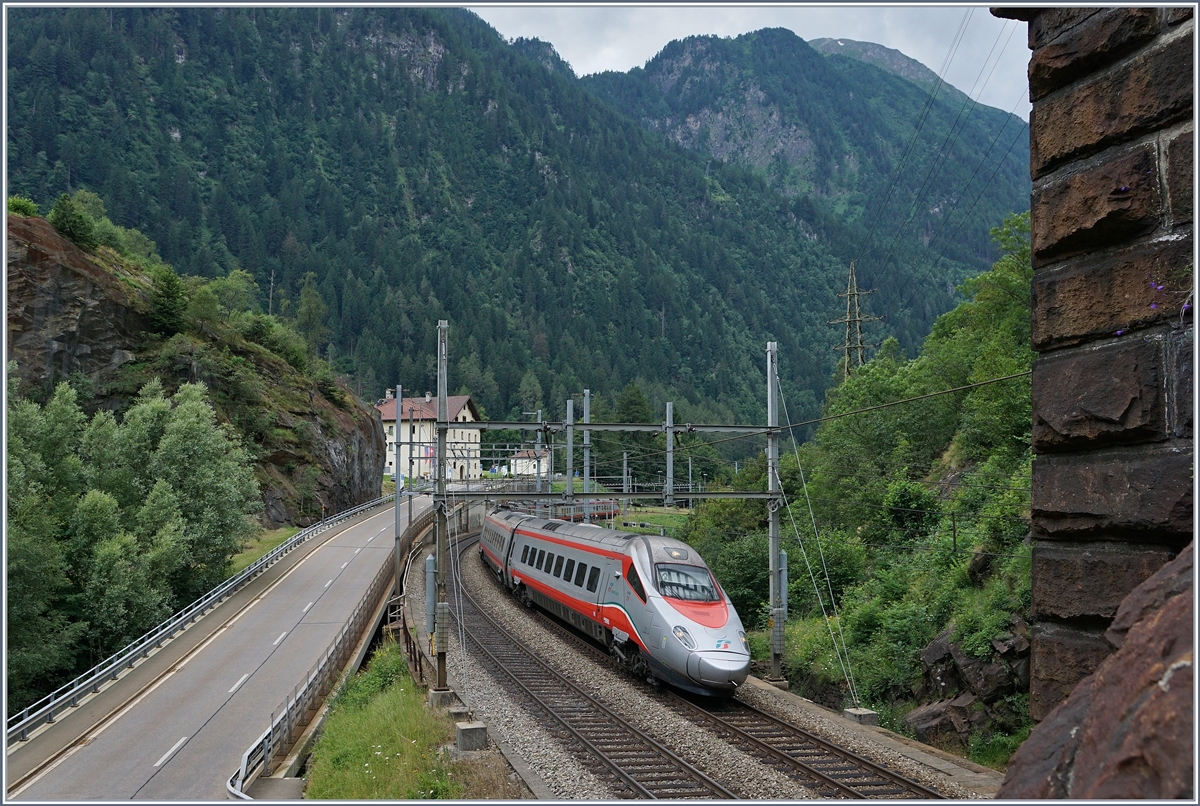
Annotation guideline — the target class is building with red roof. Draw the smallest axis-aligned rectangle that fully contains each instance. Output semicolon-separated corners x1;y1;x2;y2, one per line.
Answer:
376;390;482;482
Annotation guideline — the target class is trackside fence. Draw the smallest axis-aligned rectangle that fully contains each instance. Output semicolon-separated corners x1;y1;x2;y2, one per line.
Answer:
226;500;443;799
6;494;402;747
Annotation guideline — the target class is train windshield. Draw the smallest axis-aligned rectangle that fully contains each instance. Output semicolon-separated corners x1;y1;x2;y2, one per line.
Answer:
655;563;720;602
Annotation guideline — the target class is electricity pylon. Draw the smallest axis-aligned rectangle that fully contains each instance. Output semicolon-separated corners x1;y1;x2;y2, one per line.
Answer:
829;261;883;380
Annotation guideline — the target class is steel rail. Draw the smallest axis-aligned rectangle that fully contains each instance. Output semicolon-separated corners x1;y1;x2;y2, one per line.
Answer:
510;578;946;800
6;494;407;747
452;537;736;799
664;694;945;799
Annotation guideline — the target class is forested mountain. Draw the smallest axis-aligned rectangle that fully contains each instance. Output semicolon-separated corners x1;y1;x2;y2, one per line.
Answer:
582;29;1031;347
7;8;1028;433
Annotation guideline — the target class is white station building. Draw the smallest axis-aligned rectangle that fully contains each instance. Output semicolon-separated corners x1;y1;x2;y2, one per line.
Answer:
376;390;482;482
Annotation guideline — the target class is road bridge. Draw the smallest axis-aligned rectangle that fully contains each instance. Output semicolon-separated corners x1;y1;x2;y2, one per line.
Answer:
7;498;433;801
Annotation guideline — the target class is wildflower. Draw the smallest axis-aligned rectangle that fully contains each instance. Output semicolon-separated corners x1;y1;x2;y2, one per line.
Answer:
1151;303;1159;309
1116;330;1124;335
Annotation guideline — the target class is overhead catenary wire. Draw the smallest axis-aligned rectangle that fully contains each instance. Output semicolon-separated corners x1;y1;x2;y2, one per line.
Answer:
580;369;1032;467
773;368;861;706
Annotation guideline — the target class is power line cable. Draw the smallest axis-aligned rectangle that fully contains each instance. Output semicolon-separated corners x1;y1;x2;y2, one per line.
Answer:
872;20;1019;279
928;108;1031;265
854;8;973;265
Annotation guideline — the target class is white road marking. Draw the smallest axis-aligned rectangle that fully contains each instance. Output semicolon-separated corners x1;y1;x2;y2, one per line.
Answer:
341;562;348;569
8;505;406;797
324;579;333;588
153;736;188;767
229;673;250;693
367;535;375;543
273;631;288;646
354;549;360;554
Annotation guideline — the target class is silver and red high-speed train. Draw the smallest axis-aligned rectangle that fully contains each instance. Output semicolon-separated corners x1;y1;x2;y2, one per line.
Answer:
479;506;750;696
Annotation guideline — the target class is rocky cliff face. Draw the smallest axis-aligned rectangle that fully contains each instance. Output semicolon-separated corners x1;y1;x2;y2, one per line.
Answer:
6;212;385;527
6;214;149;404
996;543;1193;798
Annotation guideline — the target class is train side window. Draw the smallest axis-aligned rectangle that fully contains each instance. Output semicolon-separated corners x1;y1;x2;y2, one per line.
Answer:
563;558;576;581
553;556;565;577
521;545;530;564
574;563;587;586
627;564;647;602
586;566;601;592
535;549;546;570
544;552;555;572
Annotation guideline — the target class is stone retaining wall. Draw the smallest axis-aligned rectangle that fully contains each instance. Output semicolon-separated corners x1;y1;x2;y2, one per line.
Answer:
992;6;1193;721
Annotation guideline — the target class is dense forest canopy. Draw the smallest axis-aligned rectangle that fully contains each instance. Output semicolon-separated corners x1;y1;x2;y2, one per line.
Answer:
7;7;1029;443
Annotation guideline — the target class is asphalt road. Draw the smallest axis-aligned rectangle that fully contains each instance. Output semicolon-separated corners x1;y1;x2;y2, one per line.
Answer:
10;499;431;801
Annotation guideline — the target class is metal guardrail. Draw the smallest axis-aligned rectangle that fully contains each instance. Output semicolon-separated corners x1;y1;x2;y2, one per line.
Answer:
226;499;444;799
6;494;403;747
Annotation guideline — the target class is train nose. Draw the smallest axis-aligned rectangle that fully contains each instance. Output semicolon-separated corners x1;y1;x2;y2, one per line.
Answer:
686;651;750;689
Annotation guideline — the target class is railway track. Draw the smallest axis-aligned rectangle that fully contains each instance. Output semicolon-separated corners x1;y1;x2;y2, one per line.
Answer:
450;536;738;799
663;693;945;799
468;543;946;800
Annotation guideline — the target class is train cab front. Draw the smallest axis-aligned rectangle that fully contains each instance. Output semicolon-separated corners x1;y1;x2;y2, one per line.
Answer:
656;561;751;695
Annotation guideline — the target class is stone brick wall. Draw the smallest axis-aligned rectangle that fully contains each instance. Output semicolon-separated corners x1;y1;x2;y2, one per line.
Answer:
993;7;1193;721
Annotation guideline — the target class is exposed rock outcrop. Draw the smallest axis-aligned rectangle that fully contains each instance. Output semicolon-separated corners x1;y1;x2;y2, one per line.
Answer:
905;615;1032;749
6;213;151;405
996;543;1193;798
6;212;385;527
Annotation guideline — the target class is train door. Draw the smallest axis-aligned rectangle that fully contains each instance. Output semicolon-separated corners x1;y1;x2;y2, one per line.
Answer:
618;554;655;650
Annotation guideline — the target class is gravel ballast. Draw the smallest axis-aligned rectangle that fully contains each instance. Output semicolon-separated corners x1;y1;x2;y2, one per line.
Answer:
408;539;998;799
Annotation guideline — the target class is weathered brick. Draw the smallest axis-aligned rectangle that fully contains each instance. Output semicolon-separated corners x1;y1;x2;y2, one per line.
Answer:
1027;8;1103;50
1171;325;1193;438
1032;337;1166;451
1030;30;1193;177
1032;236;1193;348
1030;622;1113;721
1167;128;1193;225
1031;146;1163;263
1029;9;1158;101
1032;445;1194;539
1165;7;1194;25
1032;540;1176;620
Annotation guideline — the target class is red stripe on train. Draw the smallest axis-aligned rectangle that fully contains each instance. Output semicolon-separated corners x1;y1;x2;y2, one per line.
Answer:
517;572;645;651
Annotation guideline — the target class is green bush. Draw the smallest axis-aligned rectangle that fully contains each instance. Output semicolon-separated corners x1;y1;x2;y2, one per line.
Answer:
314;365;346;405
881;477;940;546
7;195;38;216
48;193;97;251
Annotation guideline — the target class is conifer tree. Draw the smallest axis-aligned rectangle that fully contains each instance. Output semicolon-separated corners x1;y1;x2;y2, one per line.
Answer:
48;193;97;251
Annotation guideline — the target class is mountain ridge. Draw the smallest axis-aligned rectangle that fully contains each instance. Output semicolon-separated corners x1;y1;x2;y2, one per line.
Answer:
6;8;1028;435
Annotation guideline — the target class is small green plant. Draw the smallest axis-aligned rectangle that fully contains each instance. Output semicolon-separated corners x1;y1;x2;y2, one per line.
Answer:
7;195;38;216
969;724;1031;770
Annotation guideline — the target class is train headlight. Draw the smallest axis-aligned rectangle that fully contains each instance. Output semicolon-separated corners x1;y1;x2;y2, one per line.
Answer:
672;625;696;650
738;630;749;652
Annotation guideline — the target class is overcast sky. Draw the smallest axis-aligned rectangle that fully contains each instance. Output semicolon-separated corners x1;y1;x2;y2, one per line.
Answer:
466;5;1031;121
